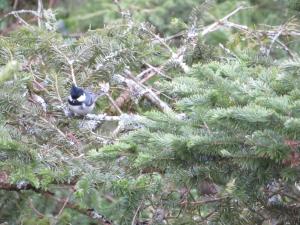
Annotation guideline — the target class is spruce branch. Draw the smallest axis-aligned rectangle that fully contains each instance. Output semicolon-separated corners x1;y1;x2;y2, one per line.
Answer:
37;116;74;146
2;2;300;224
0;181;115;225
44;192;114;225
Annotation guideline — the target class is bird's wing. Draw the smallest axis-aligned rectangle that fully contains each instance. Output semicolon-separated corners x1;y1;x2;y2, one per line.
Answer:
86;90;105;103
84;92;96;106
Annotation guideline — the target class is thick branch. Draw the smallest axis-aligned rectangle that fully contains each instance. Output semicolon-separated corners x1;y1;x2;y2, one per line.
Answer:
85;113;121;121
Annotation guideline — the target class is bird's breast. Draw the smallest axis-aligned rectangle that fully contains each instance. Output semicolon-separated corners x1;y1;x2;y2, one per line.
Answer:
68;103;95;116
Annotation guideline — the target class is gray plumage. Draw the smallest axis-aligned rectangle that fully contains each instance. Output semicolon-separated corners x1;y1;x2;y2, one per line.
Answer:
68;85;101;116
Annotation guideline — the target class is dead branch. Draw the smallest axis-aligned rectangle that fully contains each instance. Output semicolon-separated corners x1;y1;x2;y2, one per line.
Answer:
51;45;77;86
180;196;229;206
110;6;250;112
222;21;299;58
85;113;121;121
37;0;43;27
106;93;123;115
108;62;171;114
107;90;131;114
114;74;173;113
29;198;45;218
201;6;249;36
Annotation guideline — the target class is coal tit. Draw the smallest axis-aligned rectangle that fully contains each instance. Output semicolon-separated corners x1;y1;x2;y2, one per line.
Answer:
68;85;101;116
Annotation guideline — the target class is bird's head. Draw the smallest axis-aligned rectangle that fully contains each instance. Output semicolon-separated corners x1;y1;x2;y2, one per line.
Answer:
70;85;85;102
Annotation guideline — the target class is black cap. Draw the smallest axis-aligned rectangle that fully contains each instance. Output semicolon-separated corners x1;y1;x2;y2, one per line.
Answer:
70;85;84;99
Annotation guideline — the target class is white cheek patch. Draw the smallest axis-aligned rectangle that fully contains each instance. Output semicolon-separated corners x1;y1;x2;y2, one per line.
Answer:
77;94;86;102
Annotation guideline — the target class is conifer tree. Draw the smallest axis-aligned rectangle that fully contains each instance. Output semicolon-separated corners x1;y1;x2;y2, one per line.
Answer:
1;0;300;224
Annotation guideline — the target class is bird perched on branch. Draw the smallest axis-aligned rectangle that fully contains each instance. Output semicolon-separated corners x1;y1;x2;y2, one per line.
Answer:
67;85;106;116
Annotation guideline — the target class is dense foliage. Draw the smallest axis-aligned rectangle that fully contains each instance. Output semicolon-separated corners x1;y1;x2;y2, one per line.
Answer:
1;0;300;224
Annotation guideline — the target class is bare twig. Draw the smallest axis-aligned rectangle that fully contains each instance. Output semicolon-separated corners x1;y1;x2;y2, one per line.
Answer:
203;121;212;135
107;91;131;114
201;208;218;222
6;9;39;17
143;63;172;80
7;11;31;26
152;30;186;43
163;6;251;74
108;60;171;114
29;199;45;218
106;93;123;115
219;43;239;60
69;61;77;86
131;202;143;225
51;45;77;86
221;21;299;58
55;73;63;103
141;24;174;54
114;74;173;113
201;6;250;36
113;0;123;15
180;196;229;206
39;117;67;139
267;25;284;56
37;0;43;27
139;67;163;83
56;195;71;218
276;40;296;59
13;0;19;10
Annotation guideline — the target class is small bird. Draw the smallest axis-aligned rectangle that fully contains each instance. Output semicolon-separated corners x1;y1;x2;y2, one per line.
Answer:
68;85;102;116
